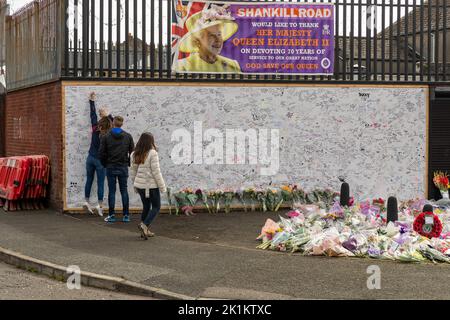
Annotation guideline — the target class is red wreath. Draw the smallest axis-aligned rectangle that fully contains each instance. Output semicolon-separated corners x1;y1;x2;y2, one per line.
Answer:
413;211;443;238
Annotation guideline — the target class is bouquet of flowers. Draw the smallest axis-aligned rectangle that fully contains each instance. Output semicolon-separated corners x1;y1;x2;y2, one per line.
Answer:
207;190;223;213
305;191;317;204
372;198;386;211
256;218;282;241
173;188;198;216
195;189;211;214
241;187;256;211
310;188;337;209
255;189;268;212
433;171;449;192
324;189;340;209
280;185;294;208
292;185;307;205
395;249;427;263
266;188;283;212
235;188;245;212
223;189;235;214
256;219;285;250
185;189;199;206
418;245;450;263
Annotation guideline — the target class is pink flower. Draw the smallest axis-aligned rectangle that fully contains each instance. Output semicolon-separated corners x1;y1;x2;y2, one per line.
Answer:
441;232;450;239
349;197;355;206
287;210;300;218
181;206;195;216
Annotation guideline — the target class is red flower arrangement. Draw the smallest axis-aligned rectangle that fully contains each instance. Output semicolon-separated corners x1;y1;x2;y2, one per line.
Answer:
372;198;385;209
433;171;449;191
413;211;443;239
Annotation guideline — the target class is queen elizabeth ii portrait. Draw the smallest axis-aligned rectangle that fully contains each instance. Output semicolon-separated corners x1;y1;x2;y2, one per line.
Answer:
173;5;241;73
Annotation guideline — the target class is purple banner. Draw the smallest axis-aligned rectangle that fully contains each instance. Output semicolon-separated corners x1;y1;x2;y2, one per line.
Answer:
172;1;335;75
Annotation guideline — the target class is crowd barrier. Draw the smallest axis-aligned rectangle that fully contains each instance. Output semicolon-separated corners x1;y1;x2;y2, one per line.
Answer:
0;155;50;211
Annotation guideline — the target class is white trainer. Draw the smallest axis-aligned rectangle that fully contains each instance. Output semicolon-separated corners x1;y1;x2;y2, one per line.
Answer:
94;205;104;217
83;202;94;215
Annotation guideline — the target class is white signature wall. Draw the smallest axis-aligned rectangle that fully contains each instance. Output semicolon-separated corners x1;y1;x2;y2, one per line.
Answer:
64;84;427;209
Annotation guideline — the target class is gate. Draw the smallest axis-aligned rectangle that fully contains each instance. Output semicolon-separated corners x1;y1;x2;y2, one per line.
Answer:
429;87;450;199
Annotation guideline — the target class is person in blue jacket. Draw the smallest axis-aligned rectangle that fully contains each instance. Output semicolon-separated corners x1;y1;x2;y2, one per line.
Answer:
84;92;113;216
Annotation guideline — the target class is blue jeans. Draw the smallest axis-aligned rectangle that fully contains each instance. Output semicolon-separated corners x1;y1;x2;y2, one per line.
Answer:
84;155;106;201
137;188;161;226
106;166;129;216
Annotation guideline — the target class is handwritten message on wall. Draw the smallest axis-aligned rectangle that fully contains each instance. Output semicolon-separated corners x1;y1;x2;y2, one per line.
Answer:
64;85;426;209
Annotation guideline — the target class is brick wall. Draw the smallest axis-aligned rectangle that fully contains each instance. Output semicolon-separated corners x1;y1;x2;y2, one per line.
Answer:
5;81;63;211
0;93;5;157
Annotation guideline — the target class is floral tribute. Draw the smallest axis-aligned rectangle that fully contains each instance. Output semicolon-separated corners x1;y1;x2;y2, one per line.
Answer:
256;198;450;264
166;185;339;216
433;171;449;192
413;211;443;239
173;188;198;216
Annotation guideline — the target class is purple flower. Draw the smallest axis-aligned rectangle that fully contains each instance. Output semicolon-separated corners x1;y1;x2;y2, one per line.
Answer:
394;235;406;245
360;201;371;215
330;202;343;215
342;237;357;252
395;221;410;234
368;247;381;256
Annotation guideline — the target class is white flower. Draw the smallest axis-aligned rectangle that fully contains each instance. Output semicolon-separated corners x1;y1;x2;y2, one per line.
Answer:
197;4;235;28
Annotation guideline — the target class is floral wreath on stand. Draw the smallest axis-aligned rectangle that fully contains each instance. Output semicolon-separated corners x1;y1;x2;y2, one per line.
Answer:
413;211;443;239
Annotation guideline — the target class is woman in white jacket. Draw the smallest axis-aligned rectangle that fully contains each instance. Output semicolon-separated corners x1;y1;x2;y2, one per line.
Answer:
130;132;166;240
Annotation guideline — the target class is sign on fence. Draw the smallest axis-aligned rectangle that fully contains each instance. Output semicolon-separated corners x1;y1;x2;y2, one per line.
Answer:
171;0;335;75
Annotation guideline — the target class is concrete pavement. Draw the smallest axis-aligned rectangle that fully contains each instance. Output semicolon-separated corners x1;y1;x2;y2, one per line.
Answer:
0;210;450;299
0;262;153;300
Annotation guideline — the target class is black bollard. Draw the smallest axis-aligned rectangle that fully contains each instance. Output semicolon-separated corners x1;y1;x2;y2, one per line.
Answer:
386;196;398;223
340;183;350;207
423;204;434;213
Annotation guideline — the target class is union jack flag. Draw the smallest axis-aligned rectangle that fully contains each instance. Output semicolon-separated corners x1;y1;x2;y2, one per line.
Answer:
172;0;207;60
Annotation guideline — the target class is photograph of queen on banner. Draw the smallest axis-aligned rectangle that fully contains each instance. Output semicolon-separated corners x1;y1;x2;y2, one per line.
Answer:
171;0;335;75
172;4;242;73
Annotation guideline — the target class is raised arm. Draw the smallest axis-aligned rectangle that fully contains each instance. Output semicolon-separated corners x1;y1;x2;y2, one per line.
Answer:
89;92;98;128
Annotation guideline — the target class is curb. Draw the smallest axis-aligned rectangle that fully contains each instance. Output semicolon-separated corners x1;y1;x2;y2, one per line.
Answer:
0;246;194;300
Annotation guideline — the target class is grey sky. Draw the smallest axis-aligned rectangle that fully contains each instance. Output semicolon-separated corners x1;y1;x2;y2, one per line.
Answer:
8;0;33;13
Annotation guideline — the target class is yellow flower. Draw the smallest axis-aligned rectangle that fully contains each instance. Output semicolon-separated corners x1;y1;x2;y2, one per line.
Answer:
281;185;292;192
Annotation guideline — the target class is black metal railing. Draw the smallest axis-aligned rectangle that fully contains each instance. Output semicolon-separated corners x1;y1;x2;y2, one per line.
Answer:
58;0;450;83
